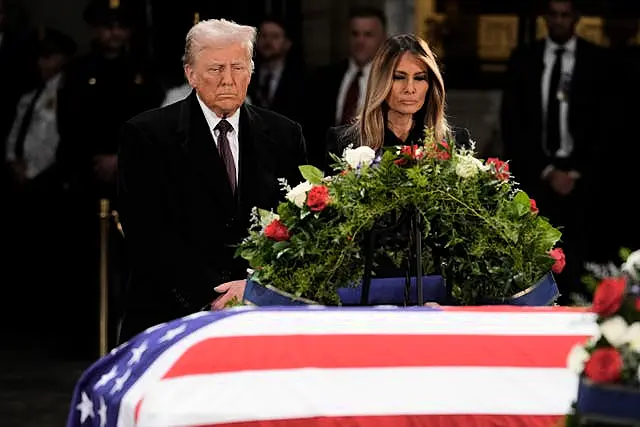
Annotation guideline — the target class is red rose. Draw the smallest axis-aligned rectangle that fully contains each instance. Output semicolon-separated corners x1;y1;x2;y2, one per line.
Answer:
584;348;623;384
636;297;640;312
399;145;424;160
487;157;510;181
264;219;290;241
306;185;330;212
592;277;627;317
530;198;539;214
549;247;566;274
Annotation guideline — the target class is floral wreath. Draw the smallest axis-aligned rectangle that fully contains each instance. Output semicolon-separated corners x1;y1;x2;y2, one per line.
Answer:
564;249;640;425
237;128;565;305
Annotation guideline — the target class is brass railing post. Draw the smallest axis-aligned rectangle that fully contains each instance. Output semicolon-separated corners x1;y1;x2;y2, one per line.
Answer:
99;198;110;356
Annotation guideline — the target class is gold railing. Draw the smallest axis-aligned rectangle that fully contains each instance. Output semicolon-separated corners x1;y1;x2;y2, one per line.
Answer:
98;198;125;356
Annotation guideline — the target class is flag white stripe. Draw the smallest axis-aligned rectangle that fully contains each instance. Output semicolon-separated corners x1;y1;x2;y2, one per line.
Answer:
136;366;578;427
119;310;595;427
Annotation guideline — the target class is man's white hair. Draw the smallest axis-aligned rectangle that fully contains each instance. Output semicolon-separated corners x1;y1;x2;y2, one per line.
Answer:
184;18;256;71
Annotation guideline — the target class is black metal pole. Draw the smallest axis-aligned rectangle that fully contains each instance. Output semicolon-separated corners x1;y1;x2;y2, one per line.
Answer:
361;231;374;305
414;210;424;306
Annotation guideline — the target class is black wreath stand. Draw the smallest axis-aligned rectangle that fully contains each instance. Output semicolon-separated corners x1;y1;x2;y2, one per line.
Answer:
359;207;449;306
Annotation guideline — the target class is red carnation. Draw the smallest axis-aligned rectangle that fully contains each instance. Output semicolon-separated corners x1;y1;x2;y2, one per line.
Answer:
306;185;330;212
487;157;510;181
592;277;627;317
264;219;290;241
530;198;539;214
549;248;566;274
584;348;623;384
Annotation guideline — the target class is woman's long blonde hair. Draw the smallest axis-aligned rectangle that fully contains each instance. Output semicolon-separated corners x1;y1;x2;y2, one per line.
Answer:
347;34;449;150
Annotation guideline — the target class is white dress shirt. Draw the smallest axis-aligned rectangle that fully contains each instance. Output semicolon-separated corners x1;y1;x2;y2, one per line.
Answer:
196;94;240;180
161;83;192;107
6;73;62;179
335;60;372;125
541;36;577;159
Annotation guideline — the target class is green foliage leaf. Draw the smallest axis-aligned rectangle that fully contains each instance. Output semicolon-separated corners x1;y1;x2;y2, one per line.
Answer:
299;165;324;185
512;191;531;217
536;217;562;249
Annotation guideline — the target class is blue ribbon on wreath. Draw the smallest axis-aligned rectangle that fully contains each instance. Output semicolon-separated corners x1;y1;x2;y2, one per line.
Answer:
242;272;558;307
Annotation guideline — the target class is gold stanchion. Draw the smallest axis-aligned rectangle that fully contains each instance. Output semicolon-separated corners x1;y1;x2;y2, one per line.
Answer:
99;198;110;356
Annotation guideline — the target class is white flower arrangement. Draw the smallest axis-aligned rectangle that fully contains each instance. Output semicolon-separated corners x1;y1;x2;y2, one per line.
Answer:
344;146;377;169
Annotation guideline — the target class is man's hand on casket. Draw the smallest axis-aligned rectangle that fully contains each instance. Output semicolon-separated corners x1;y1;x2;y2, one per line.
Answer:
211;280;247;310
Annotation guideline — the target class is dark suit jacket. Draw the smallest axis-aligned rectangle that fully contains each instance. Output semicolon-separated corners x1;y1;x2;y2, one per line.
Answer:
57;51;165;200
500;37;605;194
304;60;350;169
117;92;307;337
247;61;308;124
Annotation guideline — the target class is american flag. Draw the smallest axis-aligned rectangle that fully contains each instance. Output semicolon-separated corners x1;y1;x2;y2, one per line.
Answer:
67;306;596;427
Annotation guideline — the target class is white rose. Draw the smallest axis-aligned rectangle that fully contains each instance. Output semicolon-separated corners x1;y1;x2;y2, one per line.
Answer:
566;343;590;374
622;250;640;281
624;322;640;352
600;315;629;347
455;155;485;178
286;181;313;208
344;146;376;169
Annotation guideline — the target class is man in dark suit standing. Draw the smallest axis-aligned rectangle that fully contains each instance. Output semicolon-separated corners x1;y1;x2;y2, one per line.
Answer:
117;18;307;341
306;6;387;169
247;16;307;123
501;0;605;303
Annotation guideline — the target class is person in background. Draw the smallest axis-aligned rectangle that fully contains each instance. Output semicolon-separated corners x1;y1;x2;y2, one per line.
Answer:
247;15;306;122
57;0;164;203
3;27;76;353
500;0;605;304
5;28;75;190
306;6;387;169
117;18;307;340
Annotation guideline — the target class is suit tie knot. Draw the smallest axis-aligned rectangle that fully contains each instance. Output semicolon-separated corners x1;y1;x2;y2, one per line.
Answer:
555;47;565;57
215;119;233;135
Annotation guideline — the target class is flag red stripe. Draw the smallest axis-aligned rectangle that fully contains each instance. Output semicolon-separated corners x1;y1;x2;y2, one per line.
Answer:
162;334;587;379
135;398;143;423
194;414;563;427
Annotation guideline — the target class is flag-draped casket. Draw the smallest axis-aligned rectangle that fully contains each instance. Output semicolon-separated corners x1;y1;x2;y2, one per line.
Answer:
67;306;595;427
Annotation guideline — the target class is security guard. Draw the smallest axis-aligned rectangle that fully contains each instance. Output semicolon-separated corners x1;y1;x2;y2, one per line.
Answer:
57;0;164;202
